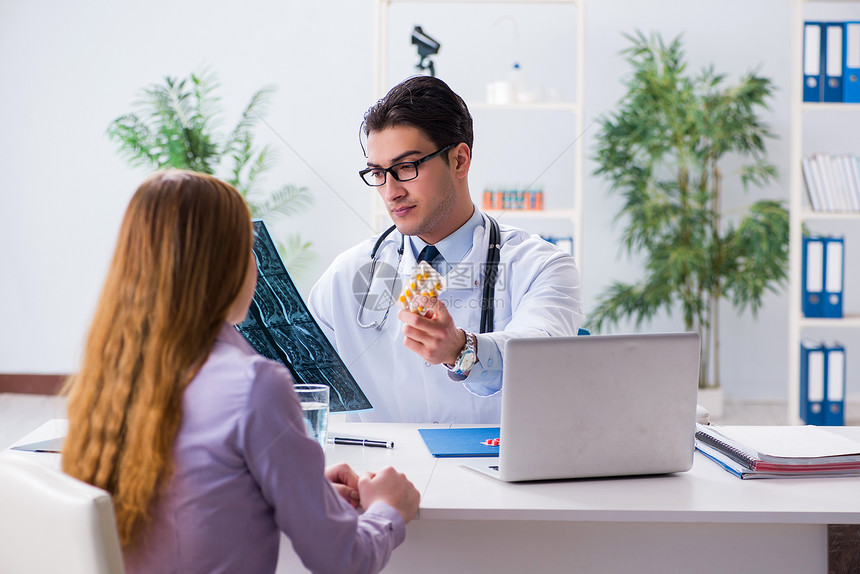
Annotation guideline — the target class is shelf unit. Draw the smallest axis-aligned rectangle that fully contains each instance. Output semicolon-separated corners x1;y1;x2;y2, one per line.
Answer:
371;0;585;268
788;0;860;424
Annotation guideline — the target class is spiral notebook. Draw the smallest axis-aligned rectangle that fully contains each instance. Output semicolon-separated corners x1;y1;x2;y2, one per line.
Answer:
695;424;860;476
464;332;700;482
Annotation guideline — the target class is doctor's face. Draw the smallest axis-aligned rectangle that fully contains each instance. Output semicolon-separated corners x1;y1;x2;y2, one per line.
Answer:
366;125;462;244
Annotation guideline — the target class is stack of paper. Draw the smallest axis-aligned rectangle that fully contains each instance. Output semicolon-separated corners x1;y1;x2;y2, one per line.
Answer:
802;153;860;212
695;424;860;479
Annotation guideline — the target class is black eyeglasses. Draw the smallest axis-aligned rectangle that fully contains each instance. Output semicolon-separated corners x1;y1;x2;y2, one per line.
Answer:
359;144;454;187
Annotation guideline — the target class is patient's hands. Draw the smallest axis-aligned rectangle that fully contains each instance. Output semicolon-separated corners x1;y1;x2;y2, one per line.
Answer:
325;462;361;508
327;462;420;523
358;467;420;524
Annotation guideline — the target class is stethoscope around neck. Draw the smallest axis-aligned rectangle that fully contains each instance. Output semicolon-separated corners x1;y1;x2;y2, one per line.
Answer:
356;215;501;334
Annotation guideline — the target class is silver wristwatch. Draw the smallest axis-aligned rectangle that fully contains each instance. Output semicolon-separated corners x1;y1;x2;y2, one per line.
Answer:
445;330;478;376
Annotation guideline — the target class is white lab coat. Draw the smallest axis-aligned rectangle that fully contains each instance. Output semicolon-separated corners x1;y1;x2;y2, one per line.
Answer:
307;213;584;423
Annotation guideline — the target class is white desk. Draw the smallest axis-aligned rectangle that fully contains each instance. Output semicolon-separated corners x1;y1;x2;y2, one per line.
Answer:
277;422;860;574
8;421;860;574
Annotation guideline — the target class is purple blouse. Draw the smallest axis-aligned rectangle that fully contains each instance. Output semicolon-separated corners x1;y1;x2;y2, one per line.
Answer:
124;323;405;574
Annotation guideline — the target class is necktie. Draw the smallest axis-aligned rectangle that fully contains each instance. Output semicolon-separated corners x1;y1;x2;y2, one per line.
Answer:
417;245;445;273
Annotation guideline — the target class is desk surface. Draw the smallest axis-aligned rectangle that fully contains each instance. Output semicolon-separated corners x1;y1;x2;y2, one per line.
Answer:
321;422;860;526
8;419;859;573
8;419;860;527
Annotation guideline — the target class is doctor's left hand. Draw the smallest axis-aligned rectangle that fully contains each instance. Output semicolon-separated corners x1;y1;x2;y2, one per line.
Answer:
398;296;466;365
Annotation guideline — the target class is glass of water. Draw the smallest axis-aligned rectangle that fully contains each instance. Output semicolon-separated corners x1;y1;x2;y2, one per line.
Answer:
295;384;329;449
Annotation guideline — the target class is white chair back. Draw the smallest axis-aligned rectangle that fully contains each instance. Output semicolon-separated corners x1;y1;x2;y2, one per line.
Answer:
0;453;125;574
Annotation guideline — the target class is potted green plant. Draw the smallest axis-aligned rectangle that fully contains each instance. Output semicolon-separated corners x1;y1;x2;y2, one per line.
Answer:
107;68;313;272
587;32;789;412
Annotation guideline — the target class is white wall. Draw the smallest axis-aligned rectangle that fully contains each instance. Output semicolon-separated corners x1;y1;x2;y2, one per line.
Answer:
1;0;847;404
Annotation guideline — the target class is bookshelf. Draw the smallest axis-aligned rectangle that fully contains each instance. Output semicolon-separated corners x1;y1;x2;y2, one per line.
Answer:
788;0;860;424
371;0;585;268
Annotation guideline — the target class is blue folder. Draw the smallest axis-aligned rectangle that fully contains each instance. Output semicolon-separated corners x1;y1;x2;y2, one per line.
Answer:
844;22;860;103
823;236;845;318
825;22;845;102
825;344;846;426
10;436;65;453
802;236;825;317
800;340;826;425
418;427;501;457
804;22;824;102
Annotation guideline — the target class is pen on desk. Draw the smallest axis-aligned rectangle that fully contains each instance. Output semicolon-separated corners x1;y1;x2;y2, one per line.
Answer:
327;437;395;449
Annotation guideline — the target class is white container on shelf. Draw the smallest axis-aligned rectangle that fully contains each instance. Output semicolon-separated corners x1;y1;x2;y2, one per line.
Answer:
486;80;515;104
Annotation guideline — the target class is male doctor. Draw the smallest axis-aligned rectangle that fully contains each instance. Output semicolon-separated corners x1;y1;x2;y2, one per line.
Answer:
308;76;584;423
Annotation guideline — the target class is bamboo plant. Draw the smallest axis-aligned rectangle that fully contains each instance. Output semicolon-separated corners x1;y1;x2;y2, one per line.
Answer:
107;68;314;272
588;32;789;389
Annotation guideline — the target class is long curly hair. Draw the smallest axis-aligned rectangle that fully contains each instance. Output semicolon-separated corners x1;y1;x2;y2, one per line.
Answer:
62;170;253;549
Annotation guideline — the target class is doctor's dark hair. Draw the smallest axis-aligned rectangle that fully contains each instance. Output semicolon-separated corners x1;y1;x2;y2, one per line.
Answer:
362;76;474;160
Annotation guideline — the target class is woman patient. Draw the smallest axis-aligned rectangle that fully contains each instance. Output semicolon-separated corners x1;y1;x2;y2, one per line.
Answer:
62;170;419;573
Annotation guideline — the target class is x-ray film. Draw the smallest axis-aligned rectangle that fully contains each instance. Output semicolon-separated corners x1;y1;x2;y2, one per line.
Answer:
237;220;372;412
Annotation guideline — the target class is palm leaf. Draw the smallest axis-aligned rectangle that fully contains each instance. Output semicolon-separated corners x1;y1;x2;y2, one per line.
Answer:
590;31;786;388
224;85;276;160
107;70;314;276
249;184;314;221
277;235;315;275
106;114;160;168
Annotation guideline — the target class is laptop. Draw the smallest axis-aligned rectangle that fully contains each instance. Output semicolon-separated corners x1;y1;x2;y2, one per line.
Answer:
465;332;700;482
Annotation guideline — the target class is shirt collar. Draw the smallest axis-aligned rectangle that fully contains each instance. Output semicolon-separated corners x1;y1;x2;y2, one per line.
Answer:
410;205;483;266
